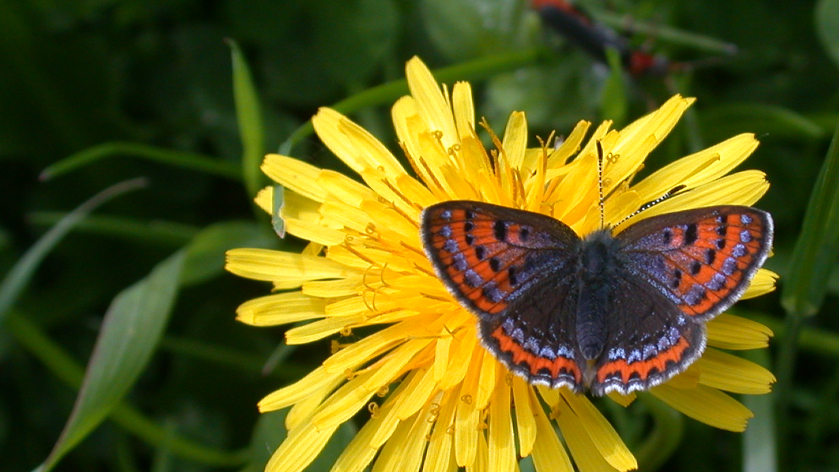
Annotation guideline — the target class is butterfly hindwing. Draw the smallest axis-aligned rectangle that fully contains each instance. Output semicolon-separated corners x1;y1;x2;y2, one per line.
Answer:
589;272;705;395
617;206;773;321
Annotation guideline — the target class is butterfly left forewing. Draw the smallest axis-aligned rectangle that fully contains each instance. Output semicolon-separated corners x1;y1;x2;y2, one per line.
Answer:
421;200;579;319
616;206;773;321
421;201;587;392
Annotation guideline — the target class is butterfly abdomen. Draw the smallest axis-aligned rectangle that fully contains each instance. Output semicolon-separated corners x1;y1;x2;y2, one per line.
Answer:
576;230;623;360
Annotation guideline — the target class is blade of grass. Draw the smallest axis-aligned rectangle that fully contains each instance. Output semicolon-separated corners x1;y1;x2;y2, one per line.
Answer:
39;250;186;472
227;39;266;201
600;47;629;127
742;349;777;472
26;220;271;470
0;178;147;324
7;310;249;468
39;142;240;182
596;11;739;55
27;212;199;247
776;123;839;467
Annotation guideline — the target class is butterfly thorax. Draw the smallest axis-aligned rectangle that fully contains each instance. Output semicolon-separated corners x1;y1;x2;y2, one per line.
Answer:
576;229;623;361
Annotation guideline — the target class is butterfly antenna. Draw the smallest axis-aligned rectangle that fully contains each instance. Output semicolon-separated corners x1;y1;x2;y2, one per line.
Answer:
615;184;687;227
596;141;606;228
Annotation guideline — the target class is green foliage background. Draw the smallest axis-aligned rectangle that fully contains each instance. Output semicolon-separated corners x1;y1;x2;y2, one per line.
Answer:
2;0;839;471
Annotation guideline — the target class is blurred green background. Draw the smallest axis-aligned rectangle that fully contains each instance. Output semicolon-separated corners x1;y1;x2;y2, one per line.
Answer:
2;0;839;471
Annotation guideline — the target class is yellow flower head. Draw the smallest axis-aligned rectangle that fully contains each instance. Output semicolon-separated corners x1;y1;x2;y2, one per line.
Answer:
226;57;777;472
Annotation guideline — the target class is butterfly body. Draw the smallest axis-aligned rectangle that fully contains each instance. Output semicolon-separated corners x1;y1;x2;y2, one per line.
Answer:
421;200;772;396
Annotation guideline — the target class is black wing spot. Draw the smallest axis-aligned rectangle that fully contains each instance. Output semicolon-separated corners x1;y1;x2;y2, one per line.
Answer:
508;266;518;286
519;226;530;241
690;260;702;276
465;234;474;246
464;221;473;232
489;257;501;272
705;248;716;265
684;224;698;246
494;220;508;241
474;245;486;260
662;228;673;245
671;269;683;289
716;238;726;250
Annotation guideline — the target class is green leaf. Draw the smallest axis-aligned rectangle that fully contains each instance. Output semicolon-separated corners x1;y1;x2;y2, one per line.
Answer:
228;39;266;200
781;122;839;317
39;250;185;471
816;0;839;68
0;178;147;324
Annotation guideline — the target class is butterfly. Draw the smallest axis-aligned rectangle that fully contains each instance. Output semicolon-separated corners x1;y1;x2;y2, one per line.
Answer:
420;200;773;396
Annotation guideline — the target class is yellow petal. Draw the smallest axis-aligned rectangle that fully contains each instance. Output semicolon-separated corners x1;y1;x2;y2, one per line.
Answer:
406;56;459;149
236;291;325;326
262;154;327;202
488;366;516;472
371;400;436;472
696;348;776;394
511;377;537;456
454;349;483;467
651;383;753;432
265;419;339;472
423;389;458;472
313;107;406;179
474;350;497;410
258;365;345;412
743;269;778;298
553;400;621;472
225;248;359;284
631;133;759;203
707;313;773;350
561;391;637;471
530;391;574;472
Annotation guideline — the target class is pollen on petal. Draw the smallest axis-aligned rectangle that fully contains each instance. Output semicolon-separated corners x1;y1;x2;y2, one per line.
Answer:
423;390;457;472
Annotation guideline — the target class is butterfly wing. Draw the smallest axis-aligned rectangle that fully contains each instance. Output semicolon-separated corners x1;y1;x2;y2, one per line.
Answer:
421;201;586;391
616;206;773;321
589;205;773;395
589;273;706;395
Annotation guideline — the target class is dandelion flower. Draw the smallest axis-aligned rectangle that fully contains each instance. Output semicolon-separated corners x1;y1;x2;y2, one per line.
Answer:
226;56;777;472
